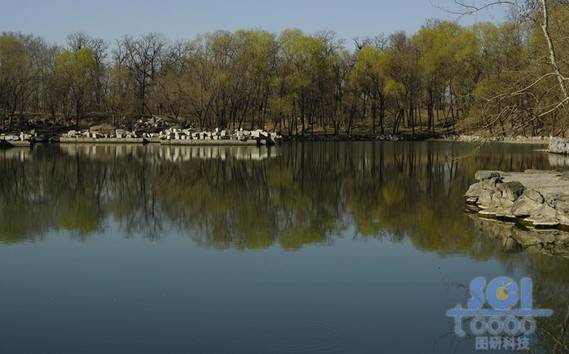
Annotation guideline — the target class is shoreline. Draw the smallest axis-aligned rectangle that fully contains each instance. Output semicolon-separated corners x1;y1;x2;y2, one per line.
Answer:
433;134;552;145
1;131;565;148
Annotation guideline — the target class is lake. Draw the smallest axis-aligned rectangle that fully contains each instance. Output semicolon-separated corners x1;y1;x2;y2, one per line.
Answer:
1;142;568;354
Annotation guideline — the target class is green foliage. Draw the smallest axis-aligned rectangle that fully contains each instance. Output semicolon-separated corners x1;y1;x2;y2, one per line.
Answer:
54;48;97;118
0;35;30;121
3;6;569;136
0;36;28;72
55;48;96;90
351;47;392;96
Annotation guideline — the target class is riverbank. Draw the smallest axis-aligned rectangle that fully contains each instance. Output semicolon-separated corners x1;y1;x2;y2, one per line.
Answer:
284;133;561;145
3;126;569;150
437;134;552;145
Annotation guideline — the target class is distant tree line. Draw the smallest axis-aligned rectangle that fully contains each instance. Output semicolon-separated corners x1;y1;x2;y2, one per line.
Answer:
0;1;568;136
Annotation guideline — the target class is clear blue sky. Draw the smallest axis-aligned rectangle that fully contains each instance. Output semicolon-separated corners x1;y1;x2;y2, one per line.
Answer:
1;0;505;45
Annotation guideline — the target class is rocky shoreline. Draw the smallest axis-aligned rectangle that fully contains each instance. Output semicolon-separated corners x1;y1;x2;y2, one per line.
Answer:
444;134;551;144
465;170;569;256
3;128;569;152
465;170;569;228
0;128;283;148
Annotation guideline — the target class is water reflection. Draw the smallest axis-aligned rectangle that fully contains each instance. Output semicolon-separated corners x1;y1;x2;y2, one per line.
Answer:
58;144;278;162
0;147;33;162
1;142;568;352
549;153;569;168
0;142;554;248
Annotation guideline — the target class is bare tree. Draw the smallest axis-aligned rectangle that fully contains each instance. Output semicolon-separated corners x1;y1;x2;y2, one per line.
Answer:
115;33;166;119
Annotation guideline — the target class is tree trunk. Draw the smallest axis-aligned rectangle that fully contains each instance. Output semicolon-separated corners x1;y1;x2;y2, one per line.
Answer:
428;85;435;132
540;0;568;110
379;94;385;135
371;99;377;135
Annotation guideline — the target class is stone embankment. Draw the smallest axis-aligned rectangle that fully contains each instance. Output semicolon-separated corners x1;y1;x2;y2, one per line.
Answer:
54;128;283;146
159;128;281;146
0;133;33;148
57;129;146;144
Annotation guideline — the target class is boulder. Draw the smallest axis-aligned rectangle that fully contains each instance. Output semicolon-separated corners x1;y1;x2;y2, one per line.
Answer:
477;189;495;208
523;204;558;227
475;170;501;181
545;192;569;209
479;177;502;190
524;189;545;204
465;183;482;201
497;181;525;202
511;189;545;217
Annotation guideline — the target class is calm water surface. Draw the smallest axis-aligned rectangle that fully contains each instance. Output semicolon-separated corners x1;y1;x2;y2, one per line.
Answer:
1;142;568;354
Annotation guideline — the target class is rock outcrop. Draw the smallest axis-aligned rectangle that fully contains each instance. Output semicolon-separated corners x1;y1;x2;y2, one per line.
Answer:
465;170;569;229
549;138;569;155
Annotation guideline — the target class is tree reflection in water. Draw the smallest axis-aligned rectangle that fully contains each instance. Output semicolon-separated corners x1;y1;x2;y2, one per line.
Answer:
1;142;568;352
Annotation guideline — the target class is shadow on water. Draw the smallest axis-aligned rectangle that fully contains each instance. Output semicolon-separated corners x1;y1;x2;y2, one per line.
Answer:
1;141;569;352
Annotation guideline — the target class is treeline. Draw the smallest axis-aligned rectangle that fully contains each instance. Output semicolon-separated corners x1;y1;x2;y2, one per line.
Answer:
0;2;568;136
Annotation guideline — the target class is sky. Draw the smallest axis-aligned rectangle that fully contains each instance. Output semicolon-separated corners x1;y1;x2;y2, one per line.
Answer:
0;0;506;46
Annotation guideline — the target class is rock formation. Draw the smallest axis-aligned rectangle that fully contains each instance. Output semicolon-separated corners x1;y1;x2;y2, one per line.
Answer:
465;170;569;229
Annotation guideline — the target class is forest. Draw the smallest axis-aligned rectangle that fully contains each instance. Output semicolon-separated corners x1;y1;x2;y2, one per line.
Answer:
0;0;568;137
